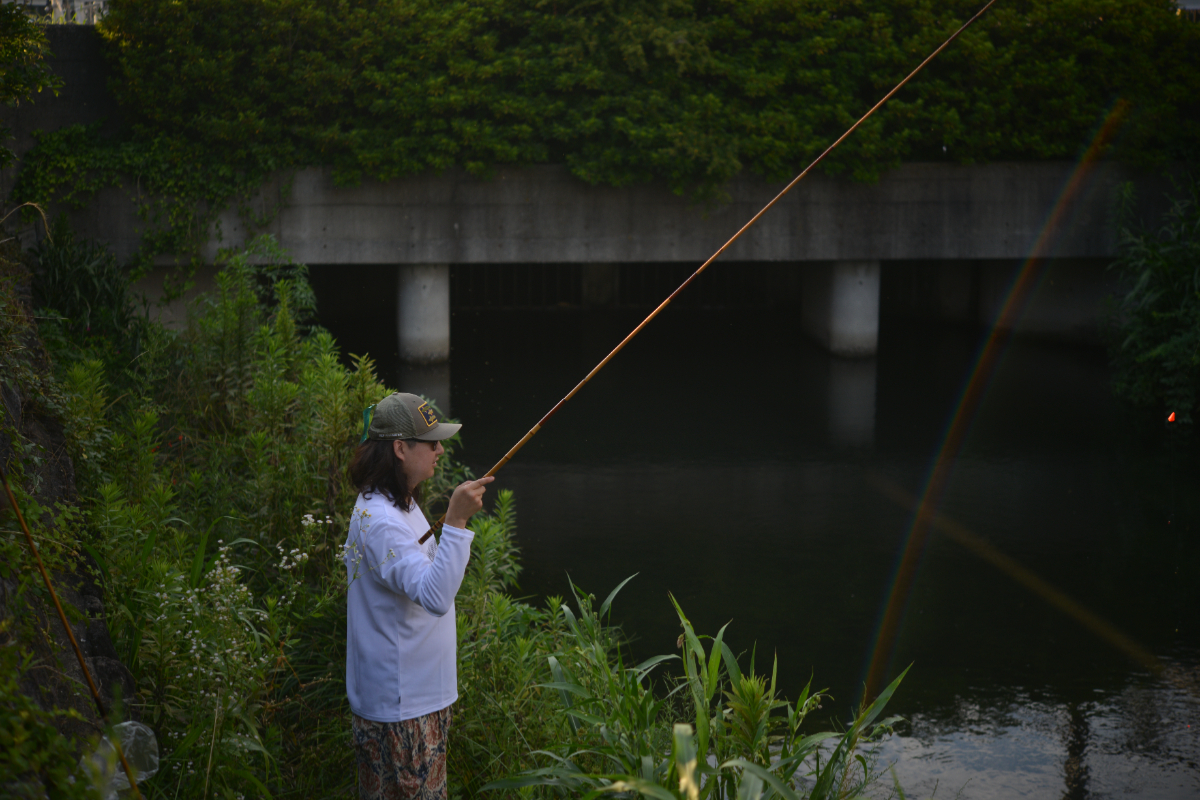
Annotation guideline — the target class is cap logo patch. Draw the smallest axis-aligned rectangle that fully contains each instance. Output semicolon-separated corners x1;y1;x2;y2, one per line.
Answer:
417;402;438;427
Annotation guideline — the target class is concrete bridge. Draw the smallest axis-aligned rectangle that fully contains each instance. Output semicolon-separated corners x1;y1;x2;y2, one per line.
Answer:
0;26;1179;366
72;158;1172;362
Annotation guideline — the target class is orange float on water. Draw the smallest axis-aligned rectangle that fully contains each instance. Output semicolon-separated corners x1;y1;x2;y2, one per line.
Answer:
1168;412;1176;422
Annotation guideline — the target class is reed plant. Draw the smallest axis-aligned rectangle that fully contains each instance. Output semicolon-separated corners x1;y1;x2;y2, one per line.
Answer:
488;582;905;800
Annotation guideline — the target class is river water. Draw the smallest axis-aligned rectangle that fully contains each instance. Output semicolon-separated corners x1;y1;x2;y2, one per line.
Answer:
315;284;1200;799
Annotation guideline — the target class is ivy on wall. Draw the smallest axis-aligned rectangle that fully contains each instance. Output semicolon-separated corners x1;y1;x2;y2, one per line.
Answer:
11;0;1200;264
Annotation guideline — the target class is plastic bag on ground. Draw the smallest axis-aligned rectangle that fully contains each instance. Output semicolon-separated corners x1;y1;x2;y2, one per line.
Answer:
83;721;159;800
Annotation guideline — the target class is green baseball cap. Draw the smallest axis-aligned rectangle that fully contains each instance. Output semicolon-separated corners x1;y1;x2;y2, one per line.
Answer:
363;393;461;442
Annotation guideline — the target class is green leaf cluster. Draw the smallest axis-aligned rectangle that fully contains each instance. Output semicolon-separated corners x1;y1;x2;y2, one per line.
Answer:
0;3;62;170
0;637;95;800
1108;174;1200;431
33;217;140;337
96;0;1200;189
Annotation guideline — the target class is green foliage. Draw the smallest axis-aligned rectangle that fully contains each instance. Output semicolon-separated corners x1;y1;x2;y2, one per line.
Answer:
451;494;578;795
12;124;259;272
19;231;388;797
0;4;61;170
463;489;522;596
0;234;86;578
1108;175;1200;429
0;239;39;394
32;217;140;337
96;0;1200;184
12;229;911;797
0;636;95;800
14;229;579;797
489;586;905;799
11;0;1200;266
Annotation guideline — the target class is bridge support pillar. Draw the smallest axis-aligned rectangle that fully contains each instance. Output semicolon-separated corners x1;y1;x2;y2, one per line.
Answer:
802;260;880;357
397;264;450;364
398;363;452;416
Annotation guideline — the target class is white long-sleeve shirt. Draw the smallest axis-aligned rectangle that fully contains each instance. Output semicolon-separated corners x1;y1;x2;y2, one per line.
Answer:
343;491;474;722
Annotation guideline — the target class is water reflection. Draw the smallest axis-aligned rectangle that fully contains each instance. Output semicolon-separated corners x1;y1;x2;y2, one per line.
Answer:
1063;702;1090;800
870;679;1200;799
315;302;1200;799
827;357;876;448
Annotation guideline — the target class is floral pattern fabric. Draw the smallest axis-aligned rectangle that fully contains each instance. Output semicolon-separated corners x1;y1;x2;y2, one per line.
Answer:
352;707;452;800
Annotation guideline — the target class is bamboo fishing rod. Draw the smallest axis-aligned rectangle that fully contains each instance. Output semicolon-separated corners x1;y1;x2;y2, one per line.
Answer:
0;464;143;798
422;0;999;544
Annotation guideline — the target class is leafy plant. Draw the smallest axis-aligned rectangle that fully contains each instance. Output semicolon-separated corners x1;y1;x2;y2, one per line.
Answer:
448;487;663;797
1108;174;1200;429
17;230;575;798
32;216;141;339
0;633;95;800
490;585;906;799
0;2;61;170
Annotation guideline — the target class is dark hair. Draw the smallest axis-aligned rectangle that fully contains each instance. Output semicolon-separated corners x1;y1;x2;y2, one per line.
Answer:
348;439;433;511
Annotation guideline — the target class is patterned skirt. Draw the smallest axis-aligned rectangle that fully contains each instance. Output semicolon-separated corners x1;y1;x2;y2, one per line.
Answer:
352;706;453;800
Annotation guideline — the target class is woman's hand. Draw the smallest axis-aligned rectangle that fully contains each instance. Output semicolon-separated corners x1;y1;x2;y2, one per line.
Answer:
444;476;495;529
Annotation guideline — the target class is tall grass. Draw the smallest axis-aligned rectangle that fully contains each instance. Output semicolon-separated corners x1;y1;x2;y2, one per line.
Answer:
488;584;905;800
33;216;139;338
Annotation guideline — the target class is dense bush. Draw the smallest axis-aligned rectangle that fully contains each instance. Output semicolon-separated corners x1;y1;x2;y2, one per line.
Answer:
12;0;1200;264
94;0;1200;186
33;216;142;338
1108;175;1200;431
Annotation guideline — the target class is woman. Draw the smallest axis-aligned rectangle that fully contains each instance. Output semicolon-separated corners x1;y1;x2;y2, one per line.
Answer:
343;392;493;800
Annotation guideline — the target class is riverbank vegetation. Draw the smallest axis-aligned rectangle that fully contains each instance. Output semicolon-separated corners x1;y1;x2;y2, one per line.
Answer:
13;0;1200;265
1;227;904;797
1108;174;1200;434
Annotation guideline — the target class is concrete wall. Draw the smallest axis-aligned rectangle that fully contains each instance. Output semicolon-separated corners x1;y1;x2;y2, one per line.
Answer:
63;161;1175;267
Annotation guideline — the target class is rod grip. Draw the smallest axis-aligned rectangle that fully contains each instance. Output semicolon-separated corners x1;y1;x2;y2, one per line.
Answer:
417;424;541;544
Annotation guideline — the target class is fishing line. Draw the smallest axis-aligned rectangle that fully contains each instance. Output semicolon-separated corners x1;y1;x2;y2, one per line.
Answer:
422;0;1000;544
